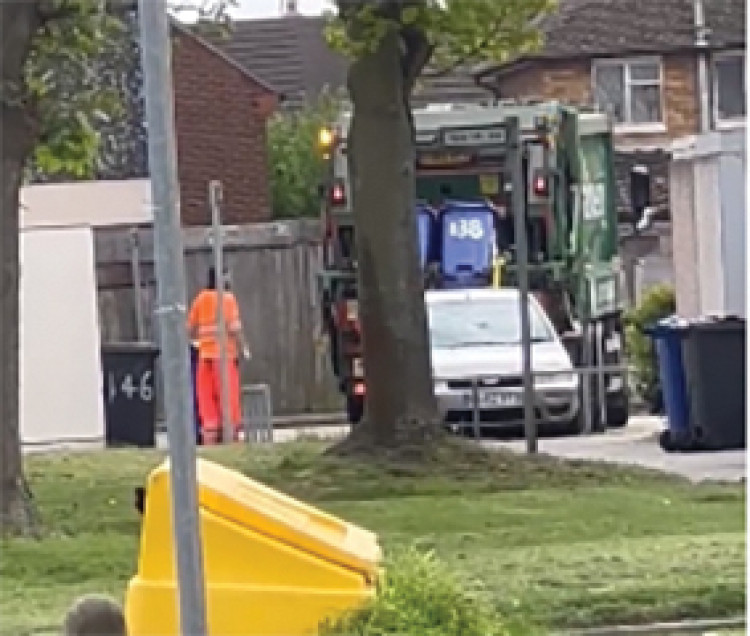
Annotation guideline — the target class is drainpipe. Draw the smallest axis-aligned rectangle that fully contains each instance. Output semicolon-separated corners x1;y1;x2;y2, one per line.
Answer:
694;0;712;133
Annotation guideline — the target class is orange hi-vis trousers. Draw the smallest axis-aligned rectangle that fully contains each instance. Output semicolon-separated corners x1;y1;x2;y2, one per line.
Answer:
196;357;242;444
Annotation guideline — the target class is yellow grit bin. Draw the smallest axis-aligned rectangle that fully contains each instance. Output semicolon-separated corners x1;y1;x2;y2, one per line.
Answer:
125;458;382;636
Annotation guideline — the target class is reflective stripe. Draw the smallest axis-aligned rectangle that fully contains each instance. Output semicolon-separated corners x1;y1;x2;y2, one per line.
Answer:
197;322;239;337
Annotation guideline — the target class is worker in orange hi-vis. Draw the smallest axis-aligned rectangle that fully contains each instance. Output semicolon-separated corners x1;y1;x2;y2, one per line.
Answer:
187;267;250;445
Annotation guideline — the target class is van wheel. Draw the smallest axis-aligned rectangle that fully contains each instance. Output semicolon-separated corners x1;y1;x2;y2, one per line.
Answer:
606;392;630;429
346;393;364;425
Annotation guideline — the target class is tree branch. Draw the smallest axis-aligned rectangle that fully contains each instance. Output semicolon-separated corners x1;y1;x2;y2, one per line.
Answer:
400;24;433;93
422;24;500;79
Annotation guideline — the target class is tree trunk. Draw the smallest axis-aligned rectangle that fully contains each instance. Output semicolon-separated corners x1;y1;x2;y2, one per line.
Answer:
1;1;42;536
342;28;440;452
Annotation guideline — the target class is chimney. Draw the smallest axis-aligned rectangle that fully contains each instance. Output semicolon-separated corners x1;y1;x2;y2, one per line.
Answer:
283;0;299;14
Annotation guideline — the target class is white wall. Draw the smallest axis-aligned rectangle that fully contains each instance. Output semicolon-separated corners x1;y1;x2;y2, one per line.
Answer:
634;255;675;303
670;129;746;318
718;142;746;317
19;225;106;448
20;179;153;230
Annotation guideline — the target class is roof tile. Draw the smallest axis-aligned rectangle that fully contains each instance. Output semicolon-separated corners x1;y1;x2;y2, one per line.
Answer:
533;0;745;59
216;15;491;108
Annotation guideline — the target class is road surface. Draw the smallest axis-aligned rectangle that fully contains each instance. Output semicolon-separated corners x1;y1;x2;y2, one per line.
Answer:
483;416;746;484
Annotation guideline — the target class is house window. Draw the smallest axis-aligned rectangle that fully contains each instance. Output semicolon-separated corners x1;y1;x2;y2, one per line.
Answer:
592;58;663;128
713;51;745;123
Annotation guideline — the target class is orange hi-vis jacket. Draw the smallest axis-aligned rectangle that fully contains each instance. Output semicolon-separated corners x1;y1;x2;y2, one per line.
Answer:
187;289;242;360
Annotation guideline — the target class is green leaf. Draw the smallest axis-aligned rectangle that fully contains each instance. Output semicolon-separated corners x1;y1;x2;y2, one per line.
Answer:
401;6;421;24
267;90;343;219
330;0;555;76
19;1;235;181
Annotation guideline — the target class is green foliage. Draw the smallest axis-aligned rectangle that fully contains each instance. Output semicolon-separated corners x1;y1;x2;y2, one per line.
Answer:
267;91;343;219
326;0;556;71
3;444;744;633
320;548;527;636
17;0;233;180
625;285;677;404
22;0;124;178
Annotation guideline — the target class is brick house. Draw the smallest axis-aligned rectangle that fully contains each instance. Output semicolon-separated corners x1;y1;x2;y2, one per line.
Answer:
170;21;277;225
474;0;746;222
32;9;278;227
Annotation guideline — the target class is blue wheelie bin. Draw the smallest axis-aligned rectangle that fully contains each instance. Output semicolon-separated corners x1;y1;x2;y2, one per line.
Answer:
416;204;436;270
645;318;691;451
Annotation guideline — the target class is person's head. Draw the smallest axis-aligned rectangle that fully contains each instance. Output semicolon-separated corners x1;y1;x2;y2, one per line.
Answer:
63;595;127;636
207;267;231;290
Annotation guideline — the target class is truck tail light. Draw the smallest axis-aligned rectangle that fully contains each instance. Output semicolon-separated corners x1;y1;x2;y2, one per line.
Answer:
353;382;366;396
533;174;549;197
330;182;346;205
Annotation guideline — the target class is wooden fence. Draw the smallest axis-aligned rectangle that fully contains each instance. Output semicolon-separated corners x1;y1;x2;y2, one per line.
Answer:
94;220;341;416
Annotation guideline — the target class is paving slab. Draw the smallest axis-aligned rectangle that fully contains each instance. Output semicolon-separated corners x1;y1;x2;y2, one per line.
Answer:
485;416;746;483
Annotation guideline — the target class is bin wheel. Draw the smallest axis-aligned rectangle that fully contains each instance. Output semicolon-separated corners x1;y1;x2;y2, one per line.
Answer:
659;428;698;453
346;393;364;425
658;429;676;452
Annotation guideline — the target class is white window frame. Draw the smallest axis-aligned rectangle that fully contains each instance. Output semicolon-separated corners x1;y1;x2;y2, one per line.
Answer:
591;56;666;133
712;49;746;129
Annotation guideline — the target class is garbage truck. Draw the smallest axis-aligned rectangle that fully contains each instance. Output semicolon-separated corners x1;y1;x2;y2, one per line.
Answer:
317;99;631;429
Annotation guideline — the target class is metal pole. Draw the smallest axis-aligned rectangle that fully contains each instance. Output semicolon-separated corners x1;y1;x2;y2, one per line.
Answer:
694;0;712;133
595;320;608;428
209;181;233;444
508;117;537;454
471;378;481;439
137;1;208;634
130;228;145;342
581;319;594;434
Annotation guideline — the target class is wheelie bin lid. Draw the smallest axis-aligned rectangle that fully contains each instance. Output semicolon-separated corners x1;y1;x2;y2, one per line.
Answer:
643;316;688;337
152;458;382;579
101;342;160;356
685;314;746;333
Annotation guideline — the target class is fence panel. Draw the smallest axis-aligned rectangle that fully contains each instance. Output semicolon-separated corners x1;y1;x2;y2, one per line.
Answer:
94;221;341;416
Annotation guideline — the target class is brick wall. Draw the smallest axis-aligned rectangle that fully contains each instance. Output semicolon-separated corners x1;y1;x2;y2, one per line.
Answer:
172;32;276;226
493;60;592;107
494;54;700;143
663;55;699;139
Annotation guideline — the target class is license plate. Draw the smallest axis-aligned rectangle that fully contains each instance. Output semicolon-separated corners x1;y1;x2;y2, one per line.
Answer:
465;391;522;408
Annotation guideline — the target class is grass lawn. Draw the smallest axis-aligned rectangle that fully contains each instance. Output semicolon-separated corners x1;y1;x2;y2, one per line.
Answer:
0;441;745;634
